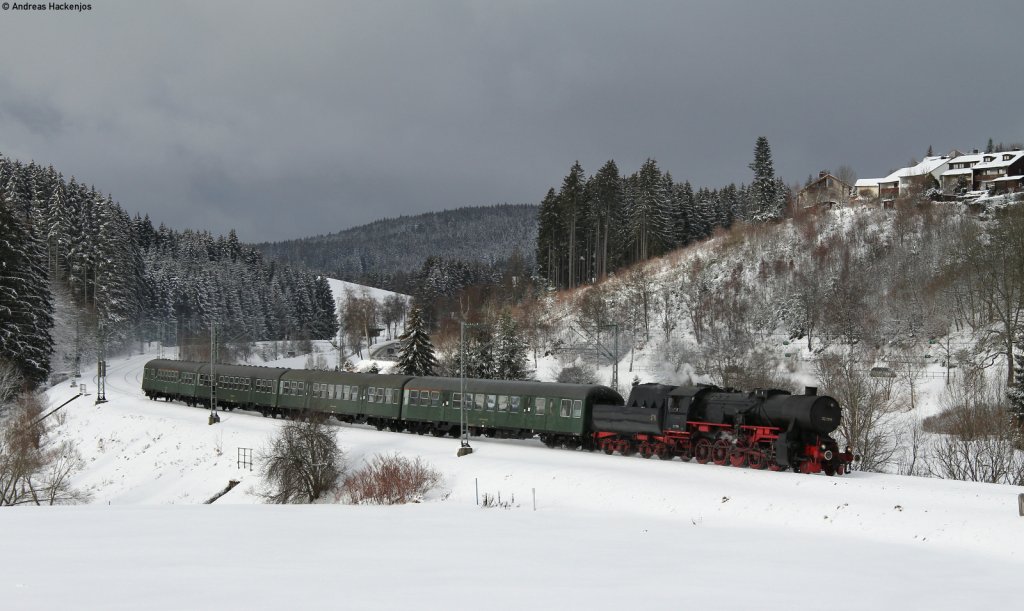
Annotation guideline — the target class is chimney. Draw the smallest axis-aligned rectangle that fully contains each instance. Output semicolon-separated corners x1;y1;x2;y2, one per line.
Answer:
819;171;828;178
805;386;818;396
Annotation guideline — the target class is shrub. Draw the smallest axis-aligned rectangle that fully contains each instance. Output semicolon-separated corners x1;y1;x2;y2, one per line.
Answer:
344;453;441;505
259;414;345;504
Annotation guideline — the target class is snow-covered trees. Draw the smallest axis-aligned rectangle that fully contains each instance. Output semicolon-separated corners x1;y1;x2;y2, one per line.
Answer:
749;136;786;222
0;152;340;377
1008;345;1024;421
396;307;438;376
536;147;785;291
0;193;54;388
493;313;529;380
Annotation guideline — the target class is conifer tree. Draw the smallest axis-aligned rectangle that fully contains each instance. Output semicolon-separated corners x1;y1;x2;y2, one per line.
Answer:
396;307;438;376
588;160;624;280
749;136;784;222
494;313;529;380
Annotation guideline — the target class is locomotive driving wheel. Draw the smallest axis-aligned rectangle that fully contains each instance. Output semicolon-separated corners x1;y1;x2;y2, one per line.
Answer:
711;439;731;465
748;450;767;470
639;443;653;459
729;447;748;468
694;438;712;464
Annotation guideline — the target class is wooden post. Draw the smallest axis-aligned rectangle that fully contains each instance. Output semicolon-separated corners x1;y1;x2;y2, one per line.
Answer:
1018;493;1023;517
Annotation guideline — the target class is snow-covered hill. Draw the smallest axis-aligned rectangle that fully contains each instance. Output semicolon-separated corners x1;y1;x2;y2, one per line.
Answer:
5;349;1022;609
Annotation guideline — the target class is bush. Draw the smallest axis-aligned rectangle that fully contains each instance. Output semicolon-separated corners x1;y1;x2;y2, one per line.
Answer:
344;453;441;505
259;414;345;504
557;364;597;384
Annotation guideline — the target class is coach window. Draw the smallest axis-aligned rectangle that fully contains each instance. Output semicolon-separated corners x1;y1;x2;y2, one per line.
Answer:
431;391;440;407
498;396;508;412
368;387;377;402
313;383;320;395
509;396;521;413
452;392;462;409
560;399;571;418
377;387;385;403
485;394;496;411
535;397;546;416
409;390;418;405
572;399;583;418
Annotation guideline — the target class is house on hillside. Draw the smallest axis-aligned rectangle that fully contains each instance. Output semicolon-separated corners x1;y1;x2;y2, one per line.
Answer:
867;156;952;202
796;171;851;208
940;153;983;192
854;178;880;199
973;150;1024;191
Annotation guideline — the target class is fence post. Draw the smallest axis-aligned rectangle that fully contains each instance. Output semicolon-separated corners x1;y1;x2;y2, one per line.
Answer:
475;478;479;506
532;487;536;511
1019;493;1023;517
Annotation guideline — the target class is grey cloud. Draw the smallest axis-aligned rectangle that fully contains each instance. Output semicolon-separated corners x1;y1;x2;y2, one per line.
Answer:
0;0;1022;242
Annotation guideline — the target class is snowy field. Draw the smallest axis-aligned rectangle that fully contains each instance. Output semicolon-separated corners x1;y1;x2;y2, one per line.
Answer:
4;350;1024;610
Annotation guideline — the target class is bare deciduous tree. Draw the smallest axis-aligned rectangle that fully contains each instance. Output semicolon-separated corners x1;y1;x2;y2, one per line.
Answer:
259;414;345;504
0;392;89;506
815;351;903;472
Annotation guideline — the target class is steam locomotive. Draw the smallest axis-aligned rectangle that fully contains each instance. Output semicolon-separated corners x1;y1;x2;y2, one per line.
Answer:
593;383;855;475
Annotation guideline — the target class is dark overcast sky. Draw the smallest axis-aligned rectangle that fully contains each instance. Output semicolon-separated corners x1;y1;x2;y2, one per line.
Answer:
1;0;1022;242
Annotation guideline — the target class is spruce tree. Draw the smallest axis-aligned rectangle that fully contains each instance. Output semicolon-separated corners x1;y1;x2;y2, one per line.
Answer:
749;136;784;222
396;307;438;376
494;313;529;380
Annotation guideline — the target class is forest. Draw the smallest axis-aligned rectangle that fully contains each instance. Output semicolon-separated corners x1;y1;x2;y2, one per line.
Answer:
0;154;338;389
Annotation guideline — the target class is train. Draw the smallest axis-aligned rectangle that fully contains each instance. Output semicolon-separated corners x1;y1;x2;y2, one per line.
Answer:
142;359;855;475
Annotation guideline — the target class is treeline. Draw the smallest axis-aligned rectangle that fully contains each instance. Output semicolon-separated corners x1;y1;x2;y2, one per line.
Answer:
537;137;788;290
0;155;337;388
254;204;539;293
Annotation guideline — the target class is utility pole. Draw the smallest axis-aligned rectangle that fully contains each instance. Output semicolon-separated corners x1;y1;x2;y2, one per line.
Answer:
457;320;476;457
71;314;81;386
209;322;220;425
95;319;107;404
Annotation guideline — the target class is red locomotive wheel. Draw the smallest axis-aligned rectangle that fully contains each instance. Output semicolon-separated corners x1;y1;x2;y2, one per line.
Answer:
640;443;653;459
748;450;766;470
712;440;730;465
694;438;712;464
729;449;748;468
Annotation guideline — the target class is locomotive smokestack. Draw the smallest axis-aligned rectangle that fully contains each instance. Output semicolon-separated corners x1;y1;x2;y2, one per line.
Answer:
805;386;818;396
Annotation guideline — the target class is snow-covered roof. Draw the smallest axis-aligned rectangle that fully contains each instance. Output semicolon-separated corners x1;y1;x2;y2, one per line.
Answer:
941;168;974;176
882;156;951;182
855;178;880;187
973;151;1024;170
949;153;984;165
992;175;1023;183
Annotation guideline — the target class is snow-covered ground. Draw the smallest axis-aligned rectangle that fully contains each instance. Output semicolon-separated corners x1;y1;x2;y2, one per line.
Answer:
6;349;1024;610
325;276;409;307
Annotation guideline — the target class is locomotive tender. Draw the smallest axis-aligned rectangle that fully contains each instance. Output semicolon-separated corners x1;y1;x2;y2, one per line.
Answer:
142;359;854;475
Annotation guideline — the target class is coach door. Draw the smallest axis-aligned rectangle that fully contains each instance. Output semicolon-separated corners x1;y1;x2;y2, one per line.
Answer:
525;396;549;432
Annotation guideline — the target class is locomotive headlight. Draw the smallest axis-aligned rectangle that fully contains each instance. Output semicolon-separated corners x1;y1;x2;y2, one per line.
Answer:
820;444;827;451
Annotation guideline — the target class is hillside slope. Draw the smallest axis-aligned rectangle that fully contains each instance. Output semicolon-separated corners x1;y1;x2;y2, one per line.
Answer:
254;203;538;284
